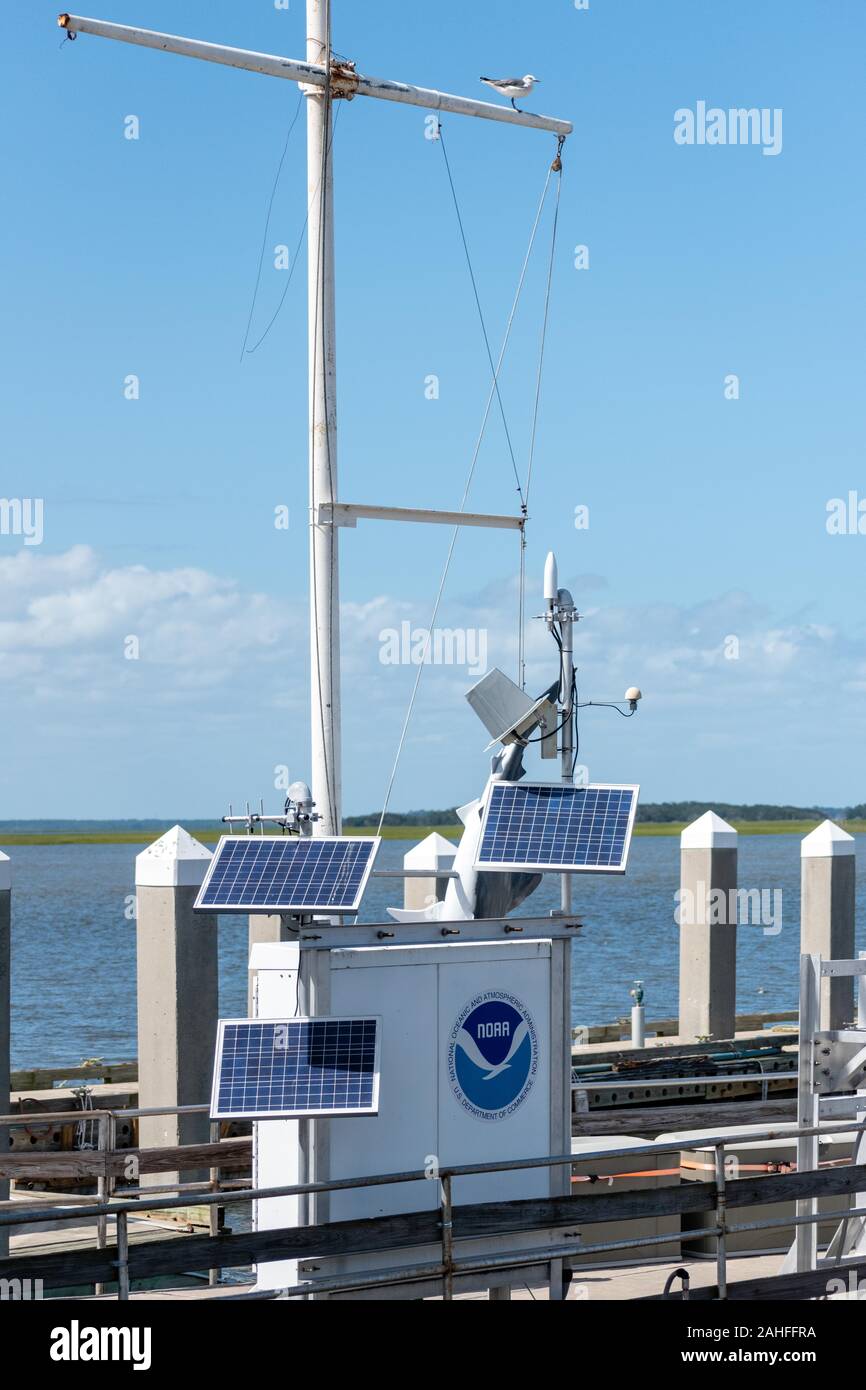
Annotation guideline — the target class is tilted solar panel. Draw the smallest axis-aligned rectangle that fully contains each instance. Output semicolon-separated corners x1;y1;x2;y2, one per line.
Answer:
211;1017;381;1119
194;835;380;914
474;781;639;874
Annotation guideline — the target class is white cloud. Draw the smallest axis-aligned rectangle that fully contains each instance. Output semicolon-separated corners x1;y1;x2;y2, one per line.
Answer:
0;546;301;701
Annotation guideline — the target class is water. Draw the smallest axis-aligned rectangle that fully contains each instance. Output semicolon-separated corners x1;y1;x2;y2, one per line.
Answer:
8;835;866;1068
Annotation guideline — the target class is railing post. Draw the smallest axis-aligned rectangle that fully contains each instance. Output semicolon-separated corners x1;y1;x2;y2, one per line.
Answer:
116;1210;130;1300
440;1173;454;1301
95;1112;110;1296
209;1117;220;1287
714;1143;727;1299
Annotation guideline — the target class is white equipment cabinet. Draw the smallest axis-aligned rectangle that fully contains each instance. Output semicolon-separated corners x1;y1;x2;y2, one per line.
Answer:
250;923;573;1299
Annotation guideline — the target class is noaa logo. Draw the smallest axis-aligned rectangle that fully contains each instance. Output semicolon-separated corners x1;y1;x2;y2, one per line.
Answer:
448;991;538;1122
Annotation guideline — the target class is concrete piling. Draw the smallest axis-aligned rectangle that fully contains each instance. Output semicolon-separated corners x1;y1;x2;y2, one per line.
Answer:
677;811;738;1041
403;832;456;911
800;820;856;1029
135;826;217;1186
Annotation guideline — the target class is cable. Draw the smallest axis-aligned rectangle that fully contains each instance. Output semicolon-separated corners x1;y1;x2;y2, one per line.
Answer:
577;700;636;718
239;92;304;361
375;139;560;832
521;138;565;686
524;142;564;511
245;102;344;357
437;125;527;510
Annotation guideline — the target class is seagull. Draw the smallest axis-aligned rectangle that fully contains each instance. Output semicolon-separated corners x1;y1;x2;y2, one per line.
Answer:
456;1020;530;1080
480;74;540;113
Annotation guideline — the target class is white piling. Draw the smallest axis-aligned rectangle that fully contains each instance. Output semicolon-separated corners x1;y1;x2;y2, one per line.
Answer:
677;811;738;1041
135;827;217;1187
800;820;856;1029
403;832;457;911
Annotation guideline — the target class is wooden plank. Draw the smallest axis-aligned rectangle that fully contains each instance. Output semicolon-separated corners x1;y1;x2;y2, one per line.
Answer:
643;1257;866;1301
4;1163;864;1291
572;1097;796;1136
10;1062;137;1091
0;1137;251;1181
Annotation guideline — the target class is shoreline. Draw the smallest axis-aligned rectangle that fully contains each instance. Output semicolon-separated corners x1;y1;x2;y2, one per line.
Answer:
1;819;864;847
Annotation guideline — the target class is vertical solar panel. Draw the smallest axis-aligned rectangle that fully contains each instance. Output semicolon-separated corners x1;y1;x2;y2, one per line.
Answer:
211;1017;381;1119
194;835;380;914
474;781;639;873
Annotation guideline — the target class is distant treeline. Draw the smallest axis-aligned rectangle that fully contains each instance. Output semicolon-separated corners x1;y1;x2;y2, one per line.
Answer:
343;810;462;828
345;801;862;828
4;802;864;833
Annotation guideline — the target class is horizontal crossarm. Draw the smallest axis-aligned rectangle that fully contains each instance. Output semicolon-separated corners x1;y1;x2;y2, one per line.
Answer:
58;15;573;137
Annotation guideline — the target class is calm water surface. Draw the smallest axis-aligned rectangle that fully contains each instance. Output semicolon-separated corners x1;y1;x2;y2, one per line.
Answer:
7;835;866;1067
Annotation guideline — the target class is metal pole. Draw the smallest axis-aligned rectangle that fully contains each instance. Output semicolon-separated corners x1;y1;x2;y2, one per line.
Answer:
795;953;820;1272
440;1174;454;1301
208;1117;220;1287
306;0;341;836
95;1112;109;1296
713;1143;727;1299
559;594;575;915
116;1210;130;1300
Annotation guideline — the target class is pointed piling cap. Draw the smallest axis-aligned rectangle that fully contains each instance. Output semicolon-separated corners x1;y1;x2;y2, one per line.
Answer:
0;850;10;891
135;825;212;887
404;831;457;869
680;810;737;850
801;819;855;859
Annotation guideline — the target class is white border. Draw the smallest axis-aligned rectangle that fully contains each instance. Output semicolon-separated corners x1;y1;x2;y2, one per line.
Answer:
211;1015;382;1120
193;834;381;914
473;781;640;875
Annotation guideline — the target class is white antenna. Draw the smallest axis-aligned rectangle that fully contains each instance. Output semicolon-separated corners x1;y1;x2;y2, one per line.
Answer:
57;7;572;837
543;550;558;607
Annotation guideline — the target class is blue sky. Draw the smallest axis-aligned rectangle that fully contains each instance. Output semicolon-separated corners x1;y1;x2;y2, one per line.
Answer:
1;0;865;818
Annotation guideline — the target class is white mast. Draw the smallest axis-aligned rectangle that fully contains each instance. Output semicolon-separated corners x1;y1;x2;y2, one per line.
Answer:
57;11;571;835
305;0;341;834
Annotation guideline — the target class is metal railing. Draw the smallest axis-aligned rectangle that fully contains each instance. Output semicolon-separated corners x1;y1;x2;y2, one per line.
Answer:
2;1105;866;1301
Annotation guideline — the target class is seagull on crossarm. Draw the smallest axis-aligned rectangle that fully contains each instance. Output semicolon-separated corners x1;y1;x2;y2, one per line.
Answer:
480;74;541;113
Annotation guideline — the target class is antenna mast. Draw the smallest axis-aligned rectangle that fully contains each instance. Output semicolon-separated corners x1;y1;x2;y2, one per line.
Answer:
56;8;571;839
305;0;341;835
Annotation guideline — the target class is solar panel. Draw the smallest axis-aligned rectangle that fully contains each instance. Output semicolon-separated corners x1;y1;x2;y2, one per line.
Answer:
211;1017;381;1119
194;835;380;914
474;781;639;874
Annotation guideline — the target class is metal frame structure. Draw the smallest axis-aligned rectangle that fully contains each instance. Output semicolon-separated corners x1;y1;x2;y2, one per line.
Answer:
787;950;866;1274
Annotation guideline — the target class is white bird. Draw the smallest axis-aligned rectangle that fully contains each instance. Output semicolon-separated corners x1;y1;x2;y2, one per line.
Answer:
456;1020;530;1080
480;74;541;113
